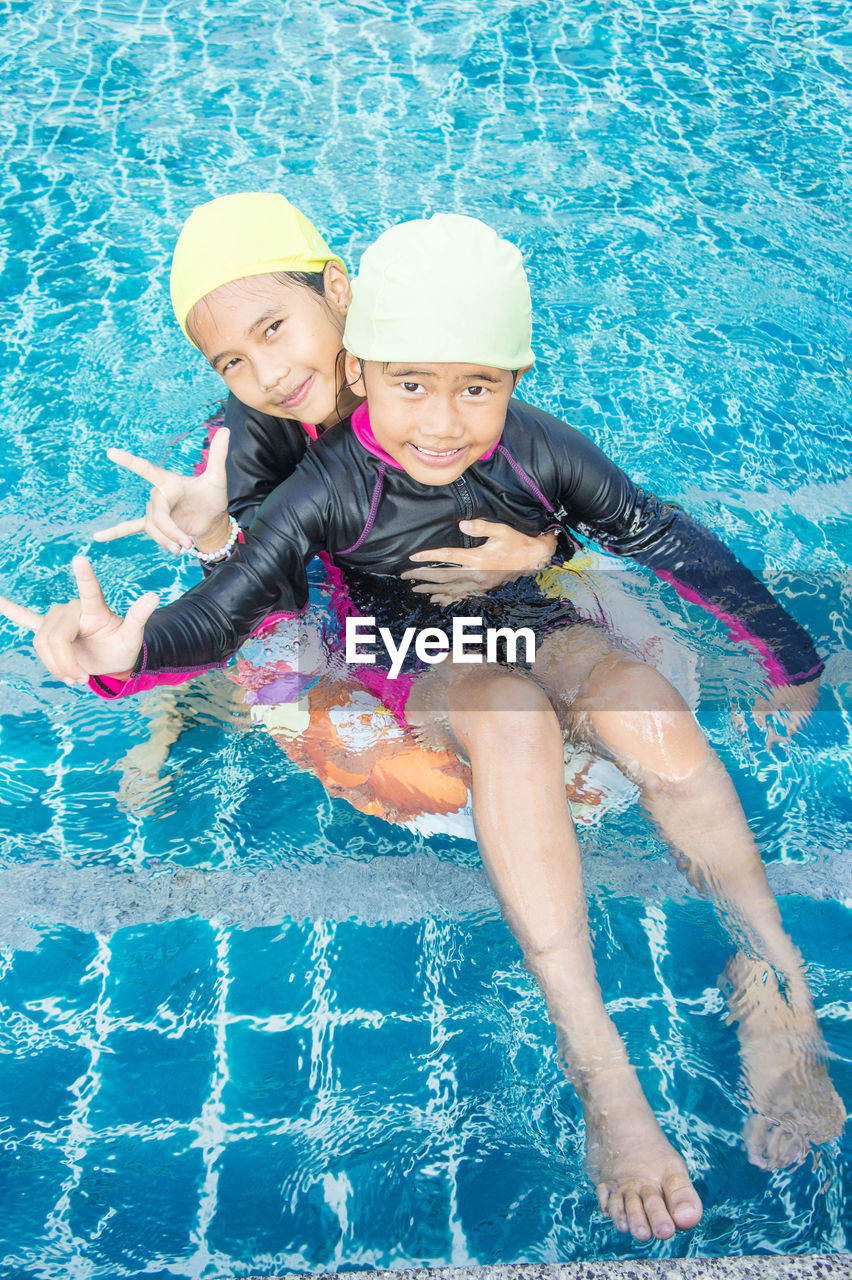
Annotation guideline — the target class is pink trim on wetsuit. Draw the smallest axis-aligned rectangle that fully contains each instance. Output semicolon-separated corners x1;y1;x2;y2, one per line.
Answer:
655;571;819;687
87;610;304;701
319;552;415;728
350;402;502;469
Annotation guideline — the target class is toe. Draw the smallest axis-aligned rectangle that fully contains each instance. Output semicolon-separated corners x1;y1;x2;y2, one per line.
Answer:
664;1175;703;1230
639;1187;675;1240
624;1189;654;1242
605;1190;629;1234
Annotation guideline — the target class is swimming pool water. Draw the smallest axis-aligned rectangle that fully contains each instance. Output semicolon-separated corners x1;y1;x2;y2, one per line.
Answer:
0;0;850;1275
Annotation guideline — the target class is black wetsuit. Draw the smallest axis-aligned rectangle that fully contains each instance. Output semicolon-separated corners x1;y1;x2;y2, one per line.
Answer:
221;392;311;526
98;396;822;694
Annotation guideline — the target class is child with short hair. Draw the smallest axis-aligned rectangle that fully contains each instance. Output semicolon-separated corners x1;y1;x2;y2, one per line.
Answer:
2;211;843;1244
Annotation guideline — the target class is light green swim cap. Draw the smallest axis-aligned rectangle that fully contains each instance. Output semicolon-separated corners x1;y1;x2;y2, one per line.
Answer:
169;191;345;341
344;213;534;370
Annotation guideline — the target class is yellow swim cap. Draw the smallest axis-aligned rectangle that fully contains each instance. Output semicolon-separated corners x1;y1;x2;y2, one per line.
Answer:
169;192;346;340
344;213;534;370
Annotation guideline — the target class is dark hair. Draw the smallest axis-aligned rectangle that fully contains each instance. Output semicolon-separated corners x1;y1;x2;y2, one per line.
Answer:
187;265;356;425
270;270;326;296
186;269;330;345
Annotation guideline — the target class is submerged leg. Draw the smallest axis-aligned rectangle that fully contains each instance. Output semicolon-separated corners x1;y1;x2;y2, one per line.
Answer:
116;673;251;811
115;686;186;810
721;950;846;1168
406;666;703;1240
562;648;845;1168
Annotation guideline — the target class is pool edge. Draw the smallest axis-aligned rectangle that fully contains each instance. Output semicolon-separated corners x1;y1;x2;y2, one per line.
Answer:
243;1256;851;1279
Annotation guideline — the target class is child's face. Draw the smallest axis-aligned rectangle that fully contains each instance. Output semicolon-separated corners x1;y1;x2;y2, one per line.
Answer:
345;357;517;486
189;267;350;427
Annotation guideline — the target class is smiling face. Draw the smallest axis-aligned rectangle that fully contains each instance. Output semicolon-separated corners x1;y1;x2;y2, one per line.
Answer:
188;264;355;427
345;355;519;485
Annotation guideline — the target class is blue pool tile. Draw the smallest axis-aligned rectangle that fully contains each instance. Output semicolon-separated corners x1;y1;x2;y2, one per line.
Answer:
332;1017;432;1104
780;896;852;972
592;896;731;1005
208;1131;341;1268
226;924;316;1017
0;1042;89;1128
431;919;519;1006
105;918;219;1027
0;1142;70;1258
223;1022;313;1122
440;1007;515;1102
320;1137;454;1267
0;757;55;840
455;1134;580;1263
588;898;659;997
88;1026;215;1127
0;927;100;1024
328;920;425;1017
69;1133;202;1272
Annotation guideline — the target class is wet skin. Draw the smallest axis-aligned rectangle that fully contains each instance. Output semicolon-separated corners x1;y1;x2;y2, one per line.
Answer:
192;263;357;430
344;354;524;486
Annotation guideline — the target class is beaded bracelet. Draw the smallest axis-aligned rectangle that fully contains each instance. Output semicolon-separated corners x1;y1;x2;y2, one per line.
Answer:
190;515;240;563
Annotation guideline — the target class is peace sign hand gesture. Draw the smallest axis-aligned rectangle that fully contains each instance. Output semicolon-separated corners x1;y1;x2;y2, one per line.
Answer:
0;557;158;683
94;427;231;554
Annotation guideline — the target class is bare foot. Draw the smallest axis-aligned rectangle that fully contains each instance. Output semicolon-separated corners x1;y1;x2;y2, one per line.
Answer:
582;1065;703;1242
722;952;847;1169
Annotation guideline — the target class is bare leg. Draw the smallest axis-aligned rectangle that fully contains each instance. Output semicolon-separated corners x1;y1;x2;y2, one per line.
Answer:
558;646;845;1168
407;666;703;1241
721;951;846;1168
116;673;251;811
116;687;186;811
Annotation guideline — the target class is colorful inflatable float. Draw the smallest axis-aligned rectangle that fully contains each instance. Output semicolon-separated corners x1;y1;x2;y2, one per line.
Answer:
228;550;699;840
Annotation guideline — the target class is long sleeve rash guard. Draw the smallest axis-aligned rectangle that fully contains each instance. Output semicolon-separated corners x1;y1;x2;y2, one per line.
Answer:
95;398;823;696
222;392;311;527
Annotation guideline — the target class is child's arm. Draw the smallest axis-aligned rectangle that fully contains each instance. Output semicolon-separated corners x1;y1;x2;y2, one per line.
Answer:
98;463;333;697
94;394;310;556
580;494;822;691
402;519;559;604
0;558;158;683
1;452;334;696
539;411;823;700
